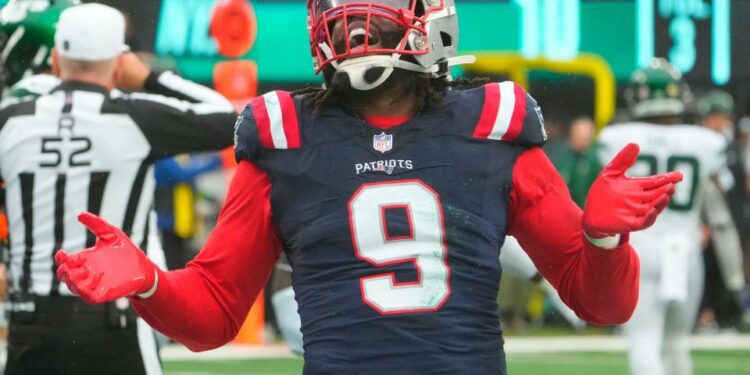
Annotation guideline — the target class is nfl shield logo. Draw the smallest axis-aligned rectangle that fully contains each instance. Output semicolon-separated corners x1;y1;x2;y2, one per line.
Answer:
373;132;393;153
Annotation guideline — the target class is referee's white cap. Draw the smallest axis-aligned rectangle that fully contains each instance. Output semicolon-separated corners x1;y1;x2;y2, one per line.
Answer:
55;3;130;61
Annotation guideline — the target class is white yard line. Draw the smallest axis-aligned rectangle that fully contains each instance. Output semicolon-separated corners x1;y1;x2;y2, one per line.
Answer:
509;353;750;371
161;343;296;361
504;333;750;354
159;334;750;361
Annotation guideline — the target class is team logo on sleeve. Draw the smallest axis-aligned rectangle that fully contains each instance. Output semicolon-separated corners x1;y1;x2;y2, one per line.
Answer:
373;132;393;153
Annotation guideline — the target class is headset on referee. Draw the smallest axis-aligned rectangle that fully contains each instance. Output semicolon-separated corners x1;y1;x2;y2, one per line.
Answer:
0;3;239;374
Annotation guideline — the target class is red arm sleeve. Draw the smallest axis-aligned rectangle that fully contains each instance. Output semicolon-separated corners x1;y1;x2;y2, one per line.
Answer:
507;148;639;325
130;161;282;351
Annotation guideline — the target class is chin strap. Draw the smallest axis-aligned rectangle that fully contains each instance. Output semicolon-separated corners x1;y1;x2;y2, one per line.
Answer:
446;55;477;68
333;53;478;91
337;56;399;91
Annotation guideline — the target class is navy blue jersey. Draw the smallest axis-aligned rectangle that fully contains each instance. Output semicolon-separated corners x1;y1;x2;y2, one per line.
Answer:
235;82;546;374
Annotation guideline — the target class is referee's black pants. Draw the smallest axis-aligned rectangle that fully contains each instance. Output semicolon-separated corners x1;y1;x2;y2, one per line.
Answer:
5;296;162;375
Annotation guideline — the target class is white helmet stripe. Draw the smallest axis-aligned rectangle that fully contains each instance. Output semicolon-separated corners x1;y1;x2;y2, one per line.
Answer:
32;45;50;66
1;26;26;61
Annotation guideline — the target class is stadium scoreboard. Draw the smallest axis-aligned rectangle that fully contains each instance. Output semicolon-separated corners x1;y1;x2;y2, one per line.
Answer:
72;0;750;85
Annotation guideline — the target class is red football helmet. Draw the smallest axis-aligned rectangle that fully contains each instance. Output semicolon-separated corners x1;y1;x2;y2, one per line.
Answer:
306;0;468;90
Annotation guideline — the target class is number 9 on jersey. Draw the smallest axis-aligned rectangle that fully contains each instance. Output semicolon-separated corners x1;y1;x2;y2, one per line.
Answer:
348;180;451;315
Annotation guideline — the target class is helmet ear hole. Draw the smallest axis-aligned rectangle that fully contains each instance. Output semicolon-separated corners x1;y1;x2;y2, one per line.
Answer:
440;32;452;47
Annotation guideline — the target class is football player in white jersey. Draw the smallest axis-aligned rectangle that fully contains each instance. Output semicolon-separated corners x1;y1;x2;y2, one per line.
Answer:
598;58;727;375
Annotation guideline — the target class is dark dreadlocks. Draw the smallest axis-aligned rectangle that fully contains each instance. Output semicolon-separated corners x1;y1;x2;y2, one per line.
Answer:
292;72;490;115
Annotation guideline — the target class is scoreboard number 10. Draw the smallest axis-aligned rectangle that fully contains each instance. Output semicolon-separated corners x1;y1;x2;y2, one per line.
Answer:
513;0;580;61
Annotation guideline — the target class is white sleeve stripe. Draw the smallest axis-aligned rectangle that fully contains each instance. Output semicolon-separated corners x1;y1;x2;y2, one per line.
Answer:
489;81;516;140
126;92;235;116
157;71;233;110
263;92;289;149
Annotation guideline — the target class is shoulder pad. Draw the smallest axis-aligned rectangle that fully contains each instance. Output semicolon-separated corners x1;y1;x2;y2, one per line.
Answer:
692;125;727;150
6;74;60;99
234;90;301;162
472;81;547;147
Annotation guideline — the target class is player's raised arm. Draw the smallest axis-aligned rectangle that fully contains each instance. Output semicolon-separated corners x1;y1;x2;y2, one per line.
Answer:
56;161;282;351
507;144;682;324
113;54;238;158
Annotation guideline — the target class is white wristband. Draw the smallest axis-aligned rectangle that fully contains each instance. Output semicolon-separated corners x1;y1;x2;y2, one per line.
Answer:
584;232;622;250
137;271;159;299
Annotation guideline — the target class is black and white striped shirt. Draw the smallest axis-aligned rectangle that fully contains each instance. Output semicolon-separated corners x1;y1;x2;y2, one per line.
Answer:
0;71;237;297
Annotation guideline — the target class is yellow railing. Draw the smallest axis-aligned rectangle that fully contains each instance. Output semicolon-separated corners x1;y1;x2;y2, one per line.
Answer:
463;53;616;129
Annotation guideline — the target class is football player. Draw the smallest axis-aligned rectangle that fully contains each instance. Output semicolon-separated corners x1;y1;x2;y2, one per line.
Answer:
0;0;79;101
696;91;746;332
56;1;681;373
598;58;727;375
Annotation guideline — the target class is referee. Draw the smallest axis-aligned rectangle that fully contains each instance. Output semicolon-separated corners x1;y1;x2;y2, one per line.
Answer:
0;4;237;374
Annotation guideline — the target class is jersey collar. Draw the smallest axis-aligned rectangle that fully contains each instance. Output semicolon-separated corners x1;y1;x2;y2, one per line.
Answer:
363;115;411;129
52;81;110;95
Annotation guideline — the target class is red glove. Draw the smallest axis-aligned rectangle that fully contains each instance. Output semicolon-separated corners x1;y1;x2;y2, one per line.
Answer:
55;212;157;304
583;143;683;239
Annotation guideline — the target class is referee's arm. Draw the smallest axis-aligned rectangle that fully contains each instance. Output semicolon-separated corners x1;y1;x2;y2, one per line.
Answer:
143;70;233;106
122;71;239;158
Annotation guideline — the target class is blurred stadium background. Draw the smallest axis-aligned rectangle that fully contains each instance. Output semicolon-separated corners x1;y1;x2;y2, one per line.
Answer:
2;0;750;374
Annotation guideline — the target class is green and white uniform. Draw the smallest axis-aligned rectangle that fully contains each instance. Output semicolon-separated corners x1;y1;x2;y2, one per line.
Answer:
599;122;726;375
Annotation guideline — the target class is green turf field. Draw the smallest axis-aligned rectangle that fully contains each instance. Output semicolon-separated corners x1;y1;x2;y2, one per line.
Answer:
163;350;750;375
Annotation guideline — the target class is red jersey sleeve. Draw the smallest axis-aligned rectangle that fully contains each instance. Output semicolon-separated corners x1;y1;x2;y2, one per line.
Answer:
131;161;282;351
507;147;639;325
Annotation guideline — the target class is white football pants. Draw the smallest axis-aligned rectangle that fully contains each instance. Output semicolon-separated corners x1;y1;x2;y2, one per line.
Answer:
622;244;703;375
